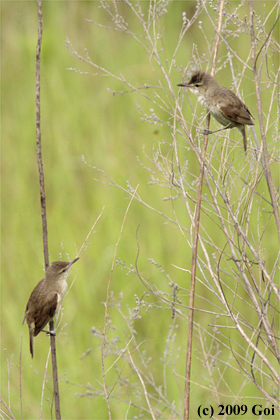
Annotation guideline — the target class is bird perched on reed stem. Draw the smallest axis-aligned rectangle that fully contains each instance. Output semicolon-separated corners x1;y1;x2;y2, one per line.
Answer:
22;258;79;357
178;71;254;152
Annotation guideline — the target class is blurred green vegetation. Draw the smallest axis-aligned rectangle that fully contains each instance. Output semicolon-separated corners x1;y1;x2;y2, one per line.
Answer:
1;1;279;419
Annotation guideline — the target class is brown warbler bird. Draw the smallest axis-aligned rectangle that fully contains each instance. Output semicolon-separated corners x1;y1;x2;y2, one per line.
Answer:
178;71;254;152
23;258;79;357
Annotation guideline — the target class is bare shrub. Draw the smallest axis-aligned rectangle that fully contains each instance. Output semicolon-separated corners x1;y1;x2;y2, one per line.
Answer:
67;1;279;418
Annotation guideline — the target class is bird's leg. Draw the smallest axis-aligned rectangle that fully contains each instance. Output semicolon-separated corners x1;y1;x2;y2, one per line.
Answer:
202;124;231;135
42;329;56;336
43;308;60;336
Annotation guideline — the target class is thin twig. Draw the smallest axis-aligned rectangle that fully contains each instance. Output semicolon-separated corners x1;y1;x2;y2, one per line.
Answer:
249;2;280;243
35;0;60;418
101;186;139;419
36;0;49;269
0;395;16;420
127;346;157;420
76;206;105;258
184;1;225;419
19;336;23;420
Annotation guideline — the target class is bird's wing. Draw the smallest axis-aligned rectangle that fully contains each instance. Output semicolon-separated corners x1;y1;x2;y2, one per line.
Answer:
221;104;254;125
220;89;254;125
33;292;58;336
23;278;45;325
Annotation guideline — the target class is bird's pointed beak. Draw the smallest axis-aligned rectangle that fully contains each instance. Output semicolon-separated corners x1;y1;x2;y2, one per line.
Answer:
177;83;189;87
70;257;79;265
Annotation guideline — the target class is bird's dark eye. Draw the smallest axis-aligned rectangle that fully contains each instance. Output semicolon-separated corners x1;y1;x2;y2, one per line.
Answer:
62;269;67;273
195;84;199;87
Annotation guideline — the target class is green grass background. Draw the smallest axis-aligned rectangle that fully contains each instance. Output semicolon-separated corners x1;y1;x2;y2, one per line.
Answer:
1;1;279;419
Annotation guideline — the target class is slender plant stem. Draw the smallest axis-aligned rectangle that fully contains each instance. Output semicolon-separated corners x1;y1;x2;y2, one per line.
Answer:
101;188;138;419
249;4;280;243
35;0;60;418
183;1;225;418
36;0;49;269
